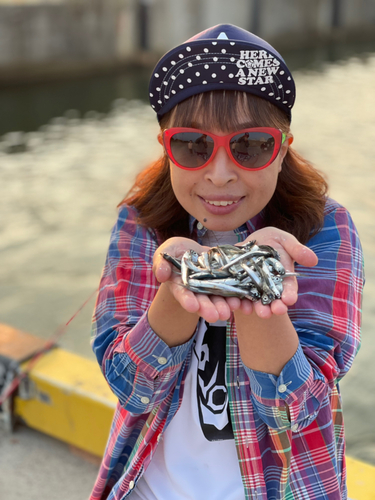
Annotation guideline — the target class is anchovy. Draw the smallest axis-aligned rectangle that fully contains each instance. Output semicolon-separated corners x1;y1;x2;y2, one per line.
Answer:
208;248;226;268
161;253;181;270
198;252;210;271
249;260;277;302
266;257;285;275
181;250;201;285
189;270;230;280
162;241;292;305
236;240;257;252
219;250;258;271
261;261;282;299
240;262;262;288
256;245;280;259
187;279;255;300
184;251;202;273
216;244;250;254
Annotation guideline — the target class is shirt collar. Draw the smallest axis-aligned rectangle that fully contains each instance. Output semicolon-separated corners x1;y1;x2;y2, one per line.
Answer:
189;211;265;240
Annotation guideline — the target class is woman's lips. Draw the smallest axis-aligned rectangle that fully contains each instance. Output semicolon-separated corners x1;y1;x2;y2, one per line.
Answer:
199;196;244;214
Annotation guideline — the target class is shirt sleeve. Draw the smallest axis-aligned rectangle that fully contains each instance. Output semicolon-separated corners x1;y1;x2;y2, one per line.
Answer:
91;205;194;414
244;201;364;430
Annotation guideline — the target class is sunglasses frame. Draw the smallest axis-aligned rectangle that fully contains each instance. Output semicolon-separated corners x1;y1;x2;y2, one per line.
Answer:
162;127;287;171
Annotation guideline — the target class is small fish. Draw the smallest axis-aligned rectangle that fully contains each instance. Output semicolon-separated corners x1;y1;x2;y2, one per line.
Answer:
162;242;290;304
241;262;262;288
219;250;258;271
187;279;254;300
162;253;181;270
189;271;230;280
261;261;282;299
266;257;285;275
236;240;257;252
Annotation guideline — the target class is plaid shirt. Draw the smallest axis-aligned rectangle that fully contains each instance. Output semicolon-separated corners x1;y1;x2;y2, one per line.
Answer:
90;199;363;500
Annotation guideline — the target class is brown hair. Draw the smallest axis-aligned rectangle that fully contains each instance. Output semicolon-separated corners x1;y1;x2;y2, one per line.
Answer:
122;91;328;244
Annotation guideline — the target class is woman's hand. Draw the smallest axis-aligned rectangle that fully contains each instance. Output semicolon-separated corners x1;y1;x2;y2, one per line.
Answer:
153;237;243;323
237;227;318;318
153;229;317;323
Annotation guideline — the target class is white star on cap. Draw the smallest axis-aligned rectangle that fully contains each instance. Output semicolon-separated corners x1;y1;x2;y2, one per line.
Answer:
217;32;229;39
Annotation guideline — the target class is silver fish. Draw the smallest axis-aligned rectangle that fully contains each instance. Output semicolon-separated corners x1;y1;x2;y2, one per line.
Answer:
162;242;292;305
266;257;285;275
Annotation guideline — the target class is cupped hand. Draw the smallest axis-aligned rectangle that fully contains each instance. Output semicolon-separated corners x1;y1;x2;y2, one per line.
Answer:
237;227;318;319
153;229;317;322
153;237;242;323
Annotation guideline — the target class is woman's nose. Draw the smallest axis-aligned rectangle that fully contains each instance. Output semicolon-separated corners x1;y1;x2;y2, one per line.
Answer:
204;146;238;185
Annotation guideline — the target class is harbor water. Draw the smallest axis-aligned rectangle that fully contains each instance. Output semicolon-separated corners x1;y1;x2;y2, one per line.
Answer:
1;51;375;466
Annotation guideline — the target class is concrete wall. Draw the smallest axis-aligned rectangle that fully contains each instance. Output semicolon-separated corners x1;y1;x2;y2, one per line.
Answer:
0;1;119;65
148;0;375;52
0;0;139;83
259;0;333;41
0;0;374;84
342;0;375;28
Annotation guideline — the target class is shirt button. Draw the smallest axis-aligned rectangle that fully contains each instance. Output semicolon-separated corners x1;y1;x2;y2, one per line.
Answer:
278;384;287;393
129;480;135;490
157;434;162;442
291;423;299;432
197;221;204;230
140;396;150;404
158;356;167;365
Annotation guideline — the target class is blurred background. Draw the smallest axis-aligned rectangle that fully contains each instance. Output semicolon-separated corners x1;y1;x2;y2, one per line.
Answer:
1;0;375;498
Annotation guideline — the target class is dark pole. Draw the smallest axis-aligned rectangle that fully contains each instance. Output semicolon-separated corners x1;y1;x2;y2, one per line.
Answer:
139;0;149;50
332;0;341;28
251;0;261;35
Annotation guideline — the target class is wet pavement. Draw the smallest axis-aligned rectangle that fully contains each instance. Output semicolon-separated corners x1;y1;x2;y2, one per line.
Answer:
0;52;375;496
0;425;99;500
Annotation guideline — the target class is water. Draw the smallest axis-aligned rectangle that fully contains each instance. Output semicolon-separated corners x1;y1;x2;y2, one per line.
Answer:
0;67;153;137
1;52;375;465
1;38;375;137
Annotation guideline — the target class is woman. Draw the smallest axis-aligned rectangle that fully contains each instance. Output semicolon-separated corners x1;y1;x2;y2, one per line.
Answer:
90;24;363;500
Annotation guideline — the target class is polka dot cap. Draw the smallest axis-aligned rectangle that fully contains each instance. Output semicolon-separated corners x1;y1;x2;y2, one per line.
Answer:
149;24;296;122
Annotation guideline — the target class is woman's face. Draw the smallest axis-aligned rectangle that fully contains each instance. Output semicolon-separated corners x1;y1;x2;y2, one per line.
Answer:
169;126;290;232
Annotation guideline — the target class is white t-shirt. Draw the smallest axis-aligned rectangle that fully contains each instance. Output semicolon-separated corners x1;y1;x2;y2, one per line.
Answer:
131;230;245;500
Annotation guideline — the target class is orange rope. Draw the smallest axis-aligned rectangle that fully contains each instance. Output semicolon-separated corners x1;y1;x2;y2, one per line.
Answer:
0;288;98;405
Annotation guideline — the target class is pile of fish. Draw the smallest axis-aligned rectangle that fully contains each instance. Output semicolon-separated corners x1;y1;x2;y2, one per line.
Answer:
162;241;295;305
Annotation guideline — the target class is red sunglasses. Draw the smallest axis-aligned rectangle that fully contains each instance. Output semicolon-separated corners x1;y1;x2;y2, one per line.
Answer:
161;127;288;171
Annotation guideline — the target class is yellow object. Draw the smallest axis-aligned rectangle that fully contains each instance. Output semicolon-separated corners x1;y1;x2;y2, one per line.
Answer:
11;342;375;497
15;348;117;457
347;456;375;500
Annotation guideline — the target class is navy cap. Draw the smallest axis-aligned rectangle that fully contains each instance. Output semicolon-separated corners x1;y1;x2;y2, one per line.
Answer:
149;24;296;122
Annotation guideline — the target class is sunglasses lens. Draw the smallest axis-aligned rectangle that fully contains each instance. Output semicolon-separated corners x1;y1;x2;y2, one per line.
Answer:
230;132;276;169
170;132;214;168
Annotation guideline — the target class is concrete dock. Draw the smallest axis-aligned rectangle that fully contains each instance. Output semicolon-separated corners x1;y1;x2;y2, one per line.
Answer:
0;424;99;500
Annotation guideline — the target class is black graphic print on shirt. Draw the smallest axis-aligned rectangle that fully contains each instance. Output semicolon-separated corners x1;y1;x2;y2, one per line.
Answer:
194;322;234;441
